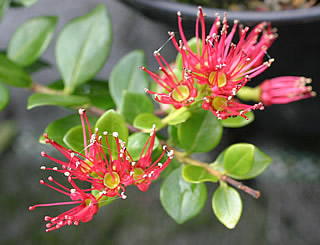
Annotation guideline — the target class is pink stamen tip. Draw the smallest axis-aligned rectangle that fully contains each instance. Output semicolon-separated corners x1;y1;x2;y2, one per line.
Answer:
29;206;35;211
40;180;45;184
41;151;47;157
48;176;53;181
43;133;48;138
44;216;51;221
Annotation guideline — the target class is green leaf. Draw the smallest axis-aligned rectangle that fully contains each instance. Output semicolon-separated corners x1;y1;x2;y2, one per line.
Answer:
8;16;57;66
0;120;18;153
178;109;223;153
176;37;202;70
24;59;50;74
212;184;242;229
40;114;97;147
109;50;148;107
168;125;181;148
95;110;128;159
159;157;181;180
12;0;39;7
221;111;255;128
0;82;9;111
63;125;86;152
160;168;207;224
27;93;89;110
133;113;164;131
56;4;112;94
126;132;159;161
0;0;10;21
224;143;255;176
162;107;191;125
182;165;218;183
228;146;272;180
120;91;154;124
0;54;32;87
92;189;116;207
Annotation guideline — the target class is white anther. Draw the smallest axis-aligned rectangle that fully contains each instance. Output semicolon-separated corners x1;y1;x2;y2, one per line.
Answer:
143;174;147;178
228;96;232;100
130;171;134;176
144;88;149;92
53;167;58;171
98;136;102;141
163;145;167;151
121;194;127;200
158;163;163;168
70;189;76;193
131;162;136;166
40;166;46;170
78;108;85;115
148;173;153;178
64;172;70;177
103;131;108;135
76;161;80;168
120;154;123;158
70;153;75;158
112;132;118;138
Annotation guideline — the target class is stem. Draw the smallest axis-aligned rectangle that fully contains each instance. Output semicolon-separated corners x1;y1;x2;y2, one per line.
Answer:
31;82;64;95
173;150;261;199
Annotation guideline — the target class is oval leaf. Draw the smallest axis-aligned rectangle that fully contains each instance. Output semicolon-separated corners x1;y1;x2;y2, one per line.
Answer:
0;82;9;111
162;107;191;126
224;143;255;176
221;111;255;128
0;0;9;20
182;165;218;183
95;110;128;159
40;114;97;147
0;54;32;87
12;0;39;7
178;109;223;153
212;184;242;229
228;146;272;180
27;93;89;109
120;91;154;124
160;168;207;224
56;4;112;93
133;113;164;131
63;125;86;152
8;16;57;66
25;59;50;74
127;132;159;161
109;50;148;107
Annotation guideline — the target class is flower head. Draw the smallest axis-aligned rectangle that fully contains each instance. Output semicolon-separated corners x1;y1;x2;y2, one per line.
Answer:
29;176;98;232
259;76;316;106
141;51;197;109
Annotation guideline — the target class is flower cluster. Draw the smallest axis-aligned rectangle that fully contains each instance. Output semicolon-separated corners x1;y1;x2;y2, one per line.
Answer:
29;109;173;231
142;7;314;119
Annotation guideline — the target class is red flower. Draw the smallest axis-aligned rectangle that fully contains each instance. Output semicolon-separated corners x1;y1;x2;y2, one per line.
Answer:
168;7;277;118
260;76;316;106
141;51;197;109
29;176;98;232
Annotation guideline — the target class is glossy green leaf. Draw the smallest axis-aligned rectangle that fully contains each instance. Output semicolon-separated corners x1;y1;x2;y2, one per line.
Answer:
224;143;255;176
24;59;50;74
127;132;159;161
160;168;207;224
120;91;154;124
162;107;191;125
178;109;223;153
168;125;181;148
221;111;255;128
92;189;116;207
95;110;128;158
212;184;242;229
133;113;164;131
63;125;86;152
228;146;272;180
56;5;112;93
8;16;57;66
40;114;97;147
0;54;32;87
0;0;10;20
12;0;39;7
27;93;89;109
0;82;9;111
176;37;202;70
182;165;218;183
109;50;148;107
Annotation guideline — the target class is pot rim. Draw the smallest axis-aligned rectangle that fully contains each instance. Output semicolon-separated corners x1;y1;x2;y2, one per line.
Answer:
120;0;320;25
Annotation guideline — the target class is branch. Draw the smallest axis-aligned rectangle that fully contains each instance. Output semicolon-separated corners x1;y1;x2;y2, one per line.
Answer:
173;149;261;199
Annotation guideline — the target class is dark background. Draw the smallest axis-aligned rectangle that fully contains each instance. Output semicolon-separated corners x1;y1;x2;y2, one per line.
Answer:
0;0;319;244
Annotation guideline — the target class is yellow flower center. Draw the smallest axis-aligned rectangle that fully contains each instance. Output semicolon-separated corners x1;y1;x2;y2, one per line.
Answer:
103;172;120;189
212;96;228;111
85;198;92;206
171;85;190;102
208;72;227;87
133;168;145;183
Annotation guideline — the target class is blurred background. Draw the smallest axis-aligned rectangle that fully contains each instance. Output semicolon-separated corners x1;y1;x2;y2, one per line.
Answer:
0;0;319;244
